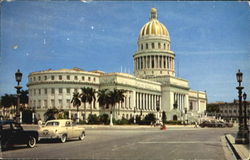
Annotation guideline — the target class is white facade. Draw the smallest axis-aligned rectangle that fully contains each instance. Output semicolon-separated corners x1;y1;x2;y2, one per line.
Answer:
27;8;207;122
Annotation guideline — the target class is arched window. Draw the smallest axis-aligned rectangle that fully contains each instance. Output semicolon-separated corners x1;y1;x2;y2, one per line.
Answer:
173;115;178;121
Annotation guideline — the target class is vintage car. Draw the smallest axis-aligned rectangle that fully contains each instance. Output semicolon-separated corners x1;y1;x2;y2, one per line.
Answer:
38;119;85;143
0;120;39;150
199;120;233;128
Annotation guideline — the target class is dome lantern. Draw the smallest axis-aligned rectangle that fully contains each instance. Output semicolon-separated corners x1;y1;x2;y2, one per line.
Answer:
150;8;157;19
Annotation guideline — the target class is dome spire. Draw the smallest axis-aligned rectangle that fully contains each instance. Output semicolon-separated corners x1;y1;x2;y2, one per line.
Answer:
150;8;157;20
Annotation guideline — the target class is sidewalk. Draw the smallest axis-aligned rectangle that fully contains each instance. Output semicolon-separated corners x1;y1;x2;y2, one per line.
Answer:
225;134;250;160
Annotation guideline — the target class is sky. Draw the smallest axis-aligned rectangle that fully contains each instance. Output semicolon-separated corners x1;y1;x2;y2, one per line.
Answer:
0;1;249;103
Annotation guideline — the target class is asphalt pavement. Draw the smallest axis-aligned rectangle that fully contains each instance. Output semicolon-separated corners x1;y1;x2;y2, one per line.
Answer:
1;125;238;160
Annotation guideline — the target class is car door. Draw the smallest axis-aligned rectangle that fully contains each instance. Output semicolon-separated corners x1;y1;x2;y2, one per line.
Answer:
65;121;74;138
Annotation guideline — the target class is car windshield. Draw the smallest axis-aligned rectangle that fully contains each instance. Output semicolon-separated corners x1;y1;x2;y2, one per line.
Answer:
46;122;59;126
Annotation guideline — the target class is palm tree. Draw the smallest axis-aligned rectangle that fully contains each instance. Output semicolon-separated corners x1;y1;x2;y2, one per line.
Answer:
81;87;96;121
0;94;17;108
107;89;126;126
97;89;109;112
71;92;81;123
44;107;59;121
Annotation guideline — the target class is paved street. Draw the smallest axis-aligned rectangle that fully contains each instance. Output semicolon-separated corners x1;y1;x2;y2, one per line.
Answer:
1;126;237;160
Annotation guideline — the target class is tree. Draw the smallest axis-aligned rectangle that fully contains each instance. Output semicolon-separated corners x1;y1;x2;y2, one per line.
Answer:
0;94;17;108
44;107;59;121
97;89;109;111
107;89;126;126
20;90;29;105
71;92;81;123
81;87;96;115
144;113;156;125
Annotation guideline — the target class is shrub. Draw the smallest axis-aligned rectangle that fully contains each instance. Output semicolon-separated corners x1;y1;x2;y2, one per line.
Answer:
99;114;109;125
166;120;182;125
115;118;130;125
88;114;100;124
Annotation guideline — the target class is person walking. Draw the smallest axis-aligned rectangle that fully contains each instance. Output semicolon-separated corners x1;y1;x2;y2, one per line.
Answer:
38;119;43;128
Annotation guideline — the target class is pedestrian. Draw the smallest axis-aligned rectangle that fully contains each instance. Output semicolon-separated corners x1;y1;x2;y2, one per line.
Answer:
194;121;198;128
38;119;43;128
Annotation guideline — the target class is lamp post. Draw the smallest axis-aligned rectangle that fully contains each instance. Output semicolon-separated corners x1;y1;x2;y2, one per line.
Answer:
133;107;136;124
235;69;248;144
15;69;22;123
156;99;160;124
243;93;249;132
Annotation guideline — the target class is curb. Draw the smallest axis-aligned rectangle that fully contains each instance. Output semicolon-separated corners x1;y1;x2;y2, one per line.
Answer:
225;134;250;160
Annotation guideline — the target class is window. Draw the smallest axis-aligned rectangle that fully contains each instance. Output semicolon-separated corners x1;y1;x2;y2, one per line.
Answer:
51;88;55;94
93;77;96;82
158;43;161;49
38;76;41;81
59;75;62;80
74;76;78;80
44;100;47;108
67;88;70;94
59;88;63;94
141;44;143;50
234;110;236;113
152;43;154;49
164;43;166;49
82;76;85;81
88;77;91;81
33;77;36;81
38;89;41;95
67;99;71;107
51;76;54;80
67;75;70;80
146;43;148;49
38;100;41;108
44;88;47;94
51;100;55;107
34;89;36;95
44;76;47;80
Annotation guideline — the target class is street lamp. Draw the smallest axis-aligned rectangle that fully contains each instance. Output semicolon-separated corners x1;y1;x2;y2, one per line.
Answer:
15;69;22;123
235;69;248;144
243;93;249;133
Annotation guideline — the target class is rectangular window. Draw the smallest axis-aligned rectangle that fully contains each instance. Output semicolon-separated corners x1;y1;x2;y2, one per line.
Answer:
82;76;85;81
38;76;41;81
88;77;91;81
44;100;48;108
59;88;63;94
59;75;62;80
34;89;36;95
44;88;47;94
59;99;62;108
67;75;70;80
51;76;55;80
93;77;96;82
51;88;55;94
44;76;47;80
38;89;41;95
74;76;78;80
38;100;41;108
67;88;70;94
51;99;55;107
67;99;71;108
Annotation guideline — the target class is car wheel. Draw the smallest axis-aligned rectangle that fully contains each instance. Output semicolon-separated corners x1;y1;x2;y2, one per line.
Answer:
60;134;67;143
79;132;85;140
27;136;36;148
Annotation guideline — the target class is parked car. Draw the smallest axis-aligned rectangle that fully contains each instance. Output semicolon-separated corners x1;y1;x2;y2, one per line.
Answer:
199;120;232;128
0;120;38;150
38;119;85;143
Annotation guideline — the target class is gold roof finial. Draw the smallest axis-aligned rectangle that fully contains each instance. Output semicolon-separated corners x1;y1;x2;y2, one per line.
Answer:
150;8;157;19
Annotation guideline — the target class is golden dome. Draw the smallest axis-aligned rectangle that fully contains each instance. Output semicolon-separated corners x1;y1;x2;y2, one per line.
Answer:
139;8;169;39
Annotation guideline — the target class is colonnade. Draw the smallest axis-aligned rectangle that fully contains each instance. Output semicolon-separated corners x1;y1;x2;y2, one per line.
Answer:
136;92;161;111
134;55;174;70
173;93;185;111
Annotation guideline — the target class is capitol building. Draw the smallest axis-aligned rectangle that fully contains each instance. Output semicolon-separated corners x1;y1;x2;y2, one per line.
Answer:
27;8;207;122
